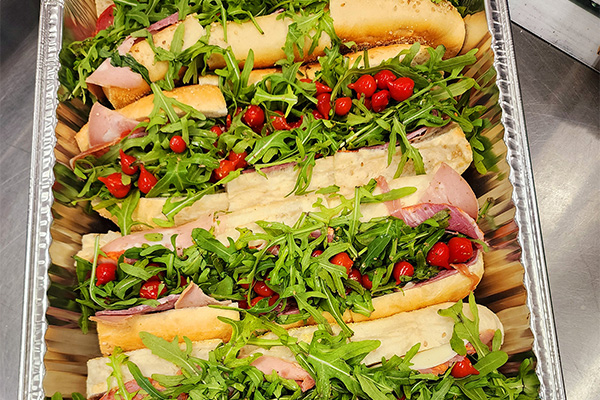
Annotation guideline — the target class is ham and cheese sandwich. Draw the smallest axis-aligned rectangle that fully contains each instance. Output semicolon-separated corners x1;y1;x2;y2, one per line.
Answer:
87;1;465;108
86;301;503;399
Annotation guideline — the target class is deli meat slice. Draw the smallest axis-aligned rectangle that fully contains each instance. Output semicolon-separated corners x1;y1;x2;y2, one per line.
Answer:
418;163;479;219
86;36;145;89
101;215;215;257
95;294;180;317
393;203;484;241
87;102;142;147
251;356;315;392
174;283;232;309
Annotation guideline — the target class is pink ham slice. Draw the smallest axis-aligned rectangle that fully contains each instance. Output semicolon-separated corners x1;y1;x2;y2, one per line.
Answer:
251;356;315;392
102;215;215;258
174;282;231;309
90;283;230;324
147;12;179;33
417;163;478;219
88;102;141;147
393;203;484;241
86;36;145;90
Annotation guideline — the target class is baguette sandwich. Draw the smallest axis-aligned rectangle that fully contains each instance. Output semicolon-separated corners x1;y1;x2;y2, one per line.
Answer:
86;300;516;399
74;0;467;108
76;189;486;354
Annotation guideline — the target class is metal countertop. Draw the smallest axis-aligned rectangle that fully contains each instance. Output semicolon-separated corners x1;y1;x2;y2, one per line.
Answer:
0;6;598;400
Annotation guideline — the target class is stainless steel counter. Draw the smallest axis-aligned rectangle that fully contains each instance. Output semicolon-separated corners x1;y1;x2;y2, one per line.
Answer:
0;7;598;400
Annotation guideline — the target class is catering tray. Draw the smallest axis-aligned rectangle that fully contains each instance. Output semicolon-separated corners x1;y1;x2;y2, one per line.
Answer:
19;0;567;398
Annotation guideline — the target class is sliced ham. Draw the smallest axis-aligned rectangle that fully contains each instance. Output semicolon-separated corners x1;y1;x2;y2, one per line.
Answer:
174;283;231;309
102;215;215;258
417;163;478;219
393;203;484;241
86;36;145;90
251;356;315;392
95;294;180;317
147;12;179;33
90;283;229;325
100;378;164;400
87;102;142;147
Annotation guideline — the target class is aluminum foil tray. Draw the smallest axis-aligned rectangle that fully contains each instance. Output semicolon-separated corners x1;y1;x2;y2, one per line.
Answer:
19;0;567;398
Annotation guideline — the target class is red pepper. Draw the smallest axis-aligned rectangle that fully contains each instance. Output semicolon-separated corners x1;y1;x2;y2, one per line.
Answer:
311;249;323;257
250;296;265;307
212;159;236;181
348;75;377;98
334;97;352;116
138;165;158;194
330;252;353;274
98;172;131;198
254;281;274;297
119;149;138;175
450;358;480;378
95;263;117;285
387;77;415;102
270;110;291;131
427;242;450;269
348;268;362;284
95;4;115;33
211;125;224;136
227;151;248;169
315;81;332;95
312;109;325;120
371;90;390;112
268;293;280;306
374;69;397;90
448;237;474;263
316;93;332;120
169;135;187;153
361;273;373;289
243;105;265;129
139;280;167;299
392;261;414;284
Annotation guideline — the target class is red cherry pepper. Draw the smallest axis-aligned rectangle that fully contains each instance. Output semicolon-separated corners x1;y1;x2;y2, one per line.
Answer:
330;252;354;274
139;280;167;299
268;293;280;306
311;249;323;257
316;93;332;120
374;69;397;90
363;97;372;111
361;274;373;289
392;261;414;284
270;110;291;131
169;135;187;153
95;4;115;33
138;165;158;194
250;296;265;307
98;172;131;198
315;81;332;95
450;358;480;378
227;151;248;169
95;263;117;285
348;75;377;98
427;242;450;269
387;77;415;102
243;105;265;129
371;90;390;112
212;159;236;181
348;268;362;284
334;97;352;116
253;281;274;297
211;125;224;136
448;237;474;263
312;109;325;120
179;276;188;287
225;115;232;131
119;149;138;175
288;116;303;129
239;278;252;290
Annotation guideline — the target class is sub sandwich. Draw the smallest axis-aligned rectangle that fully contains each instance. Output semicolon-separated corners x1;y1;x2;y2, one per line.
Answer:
75;183;486;354
82;298;539;400
61;0;479;108
60;42;489;235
